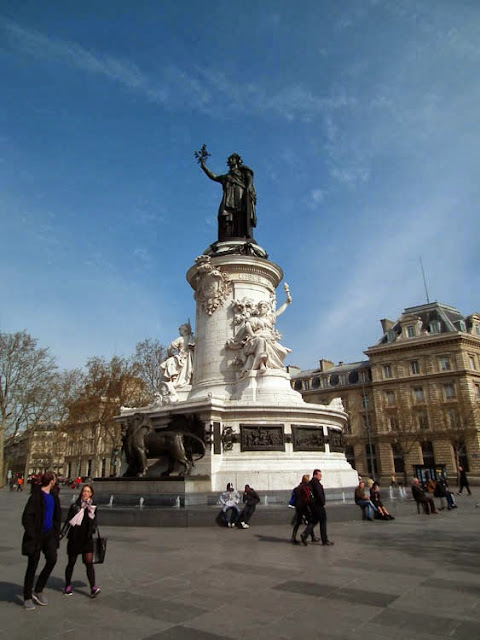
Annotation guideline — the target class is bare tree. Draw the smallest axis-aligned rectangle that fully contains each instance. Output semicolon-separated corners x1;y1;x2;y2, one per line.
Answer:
63;356;147;478
0;331;57;487
133;338;166;397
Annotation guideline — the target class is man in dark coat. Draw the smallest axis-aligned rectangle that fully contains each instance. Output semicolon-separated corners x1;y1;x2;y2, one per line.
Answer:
239;484;260;529
301;469;334;546
457;466;472;495
22;471;61;610
412;477;437;514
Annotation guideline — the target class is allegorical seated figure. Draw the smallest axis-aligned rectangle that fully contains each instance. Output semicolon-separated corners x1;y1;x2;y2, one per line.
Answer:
160;322;195;388
226;285;292;377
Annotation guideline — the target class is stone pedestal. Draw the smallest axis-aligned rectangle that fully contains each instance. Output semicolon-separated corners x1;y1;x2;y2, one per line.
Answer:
118;244;358;494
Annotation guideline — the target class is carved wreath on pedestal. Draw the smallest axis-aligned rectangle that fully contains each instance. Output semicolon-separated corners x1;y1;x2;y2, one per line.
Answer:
194;255;231;315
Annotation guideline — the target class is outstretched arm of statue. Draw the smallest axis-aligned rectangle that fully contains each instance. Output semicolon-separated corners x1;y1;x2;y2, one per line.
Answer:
275;283;292;318
200;161;221;183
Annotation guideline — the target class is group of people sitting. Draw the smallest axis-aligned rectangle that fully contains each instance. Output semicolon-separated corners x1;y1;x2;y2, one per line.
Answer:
219;483;260;528
411;476;457;514
354;480;395;521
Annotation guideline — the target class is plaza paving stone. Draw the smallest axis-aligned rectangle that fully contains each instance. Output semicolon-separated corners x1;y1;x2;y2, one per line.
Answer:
1;488;480;640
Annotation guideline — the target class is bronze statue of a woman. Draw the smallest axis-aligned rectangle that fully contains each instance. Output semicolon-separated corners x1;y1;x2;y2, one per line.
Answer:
197;147;257;242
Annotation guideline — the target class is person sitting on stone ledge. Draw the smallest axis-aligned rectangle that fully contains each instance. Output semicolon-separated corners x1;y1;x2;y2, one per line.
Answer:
434;476;457;510
219;483;240;527
412;477;437;514
239;484;260;529
369;482;395;520
354;481;378;521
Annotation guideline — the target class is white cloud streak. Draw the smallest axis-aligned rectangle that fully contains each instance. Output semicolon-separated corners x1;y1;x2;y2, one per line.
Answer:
1;19;353;123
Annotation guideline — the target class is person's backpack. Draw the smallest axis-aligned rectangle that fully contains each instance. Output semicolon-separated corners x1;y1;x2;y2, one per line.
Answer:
288;488;297;507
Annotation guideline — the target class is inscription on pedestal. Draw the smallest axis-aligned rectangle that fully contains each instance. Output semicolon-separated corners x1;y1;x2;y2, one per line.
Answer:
240;425;285;451
291;425;326;452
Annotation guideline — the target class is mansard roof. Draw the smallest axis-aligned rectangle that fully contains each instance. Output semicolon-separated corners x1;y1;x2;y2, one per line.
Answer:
291;360;369;379
376;301;468;346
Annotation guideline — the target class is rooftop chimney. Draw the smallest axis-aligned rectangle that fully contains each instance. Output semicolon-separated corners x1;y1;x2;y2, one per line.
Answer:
380;318;394;333
318;359;334;372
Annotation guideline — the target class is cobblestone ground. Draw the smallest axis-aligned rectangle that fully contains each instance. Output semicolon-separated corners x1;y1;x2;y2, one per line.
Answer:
2;488;480;640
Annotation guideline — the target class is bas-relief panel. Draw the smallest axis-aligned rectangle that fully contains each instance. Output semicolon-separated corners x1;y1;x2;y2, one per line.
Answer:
292;425;326;452
240;425;285;451
328;428;345;453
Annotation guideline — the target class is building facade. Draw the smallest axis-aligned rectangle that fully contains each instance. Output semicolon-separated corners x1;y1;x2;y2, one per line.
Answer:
290;303;480;485
4;424;66;479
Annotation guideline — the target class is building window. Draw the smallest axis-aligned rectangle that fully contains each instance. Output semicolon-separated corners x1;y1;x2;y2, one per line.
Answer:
421;441;435;467
430;320;441;334
447;408;459;428
413;387;424;403
348;371;359;384
87;459;92;477
443;384;456;399
362;393;369;409
392;443;405;473
407;325;415;338
385;390;395;406
389;414;399;431
363;413;373;429
469;355;476;370
101;458;107;477
416;411;429;430
454;441;469;471
475;384;480;401
439;356;451;372
294;380;302;391
311;376;320;389
383;364;392;379
361;369;372;383
329;374;339;386
411;360;420;375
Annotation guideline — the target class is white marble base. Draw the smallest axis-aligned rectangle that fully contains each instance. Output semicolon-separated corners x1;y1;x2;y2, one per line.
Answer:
118;250;358;494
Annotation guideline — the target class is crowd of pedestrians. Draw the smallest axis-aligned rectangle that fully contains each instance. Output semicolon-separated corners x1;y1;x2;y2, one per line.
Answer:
17;464;472;610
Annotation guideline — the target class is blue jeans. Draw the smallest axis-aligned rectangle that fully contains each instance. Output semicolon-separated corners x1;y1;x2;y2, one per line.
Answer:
356;500;377;519
222;505;239;524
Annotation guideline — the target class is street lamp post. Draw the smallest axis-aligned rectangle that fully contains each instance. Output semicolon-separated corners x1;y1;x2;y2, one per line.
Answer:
362;371;375;481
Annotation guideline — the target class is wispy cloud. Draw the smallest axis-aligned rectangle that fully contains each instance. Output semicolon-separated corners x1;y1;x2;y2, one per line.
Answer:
305;188;325;210
1;19;353;123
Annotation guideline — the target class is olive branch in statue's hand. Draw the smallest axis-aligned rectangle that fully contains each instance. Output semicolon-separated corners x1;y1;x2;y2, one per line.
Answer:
194;144;211;165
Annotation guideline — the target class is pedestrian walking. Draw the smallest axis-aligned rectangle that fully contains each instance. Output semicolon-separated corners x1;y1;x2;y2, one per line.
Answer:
61;484;101;598
21;471;61;610
302;469;334;546
457;466;472;496
291;474;313;545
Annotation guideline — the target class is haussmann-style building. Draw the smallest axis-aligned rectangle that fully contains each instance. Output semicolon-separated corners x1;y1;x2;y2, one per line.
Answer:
290;302;480;486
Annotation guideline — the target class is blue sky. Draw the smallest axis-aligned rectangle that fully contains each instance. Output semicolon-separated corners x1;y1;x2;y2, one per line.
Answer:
1;0;478;373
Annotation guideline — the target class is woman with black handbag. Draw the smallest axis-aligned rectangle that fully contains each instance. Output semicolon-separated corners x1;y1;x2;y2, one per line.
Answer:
61;484;101;598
